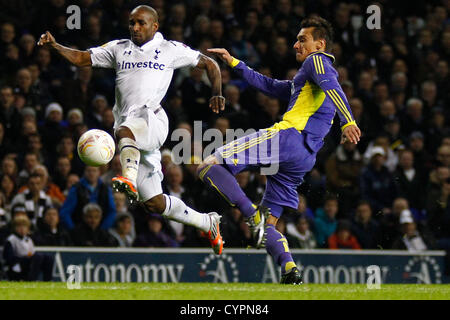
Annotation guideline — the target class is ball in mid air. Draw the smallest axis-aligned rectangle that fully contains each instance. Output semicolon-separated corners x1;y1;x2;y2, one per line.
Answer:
77;129;115;166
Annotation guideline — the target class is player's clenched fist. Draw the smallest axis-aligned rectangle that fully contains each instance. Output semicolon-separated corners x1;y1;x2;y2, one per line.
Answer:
37;31;56;48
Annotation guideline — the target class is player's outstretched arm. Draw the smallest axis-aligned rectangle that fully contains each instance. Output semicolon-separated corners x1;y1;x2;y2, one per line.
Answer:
37;31;92;67
207;48;291;101
196;53;225;114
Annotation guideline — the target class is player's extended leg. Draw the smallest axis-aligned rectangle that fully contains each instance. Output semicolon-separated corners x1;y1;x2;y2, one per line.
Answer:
265;215;302;285
197;155;269;249
112;126;140;202
144;194;223;254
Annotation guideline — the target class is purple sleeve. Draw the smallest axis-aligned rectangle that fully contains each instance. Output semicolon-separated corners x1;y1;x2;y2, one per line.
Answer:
304;55;356;129
233;61;292;101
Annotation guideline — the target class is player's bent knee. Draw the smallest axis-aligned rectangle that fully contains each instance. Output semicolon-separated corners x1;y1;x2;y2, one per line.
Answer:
197;155;219;175
116;126;135;140
144;194;166;214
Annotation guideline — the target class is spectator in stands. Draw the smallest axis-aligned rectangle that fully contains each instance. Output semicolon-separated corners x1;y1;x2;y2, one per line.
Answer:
325;139;364;216
426;170;450;246
101;107;115;136
39;102;67;156
133;213;178;248
3;214;53;281
32;206;71;246
391;209;435;251
63;173;80;196
26;133;48;166
112;191;128;215
426;107;447;154
70;203;117;247
351;201;381;249
401;98;426;135
53;135;85;177
10;173;52;228
383;117;406;153
16;119;39;156
66;108;84;136
393;149;427;210
52;135;85;176
436;144;450;169
286;214;317;249
0;123;14;160
222;84;250;129
420;80;439;113
180;66;212;124
360;146;397;215
314;195;339;248
52;156;72;192
0;191;8;230
409;131;433;176
328;219;361;250
0;85;22;145
19;33;36;66
108;213;135;247
59;166;116;231
363;134;398;173
17;152;39;187
14;68;43;114
0;204;28;245
0;173;16;211
380;197;410;249
58;66;95;112
18;165;65;207
163;163;196;243
86;94;108;129
229;25;260;68
1;156;18;180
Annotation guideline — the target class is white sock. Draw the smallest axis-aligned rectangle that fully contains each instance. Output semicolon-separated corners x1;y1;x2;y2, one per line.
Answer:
162;195;211;232
118;138;140;184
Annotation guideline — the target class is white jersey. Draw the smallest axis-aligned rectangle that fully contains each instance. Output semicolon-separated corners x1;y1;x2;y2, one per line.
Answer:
88;32;201;129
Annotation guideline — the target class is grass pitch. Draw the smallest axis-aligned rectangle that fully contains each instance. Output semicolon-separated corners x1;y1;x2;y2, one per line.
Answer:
0;282;449;300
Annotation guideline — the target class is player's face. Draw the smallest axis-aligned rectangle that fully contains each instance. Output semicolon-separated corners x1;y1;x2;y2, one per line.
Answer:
129;9;159;46
293;27;324;62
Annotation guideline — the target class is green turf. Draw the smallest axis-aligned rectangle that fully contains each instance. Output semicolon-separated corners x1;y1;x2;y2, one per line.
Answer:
0;282;449;300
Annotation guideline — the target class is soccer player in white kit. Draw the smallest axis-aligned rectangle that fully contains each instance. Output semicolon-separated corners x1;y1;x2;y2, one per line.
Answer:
37;5;225;254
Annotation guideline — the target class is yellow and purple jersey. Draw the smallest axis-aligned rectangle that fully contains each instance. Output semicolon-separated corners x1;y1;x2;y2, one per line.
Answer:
230;51;355;153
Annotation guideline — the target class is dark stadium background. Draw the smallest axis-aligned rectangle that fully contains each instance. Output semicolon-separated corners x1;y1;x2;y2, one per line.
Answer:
0;0;449;275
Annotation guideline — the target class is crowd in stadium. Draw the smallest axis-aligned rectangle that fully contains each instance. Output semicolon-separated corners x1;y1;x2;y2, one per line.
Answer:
0;0;449;254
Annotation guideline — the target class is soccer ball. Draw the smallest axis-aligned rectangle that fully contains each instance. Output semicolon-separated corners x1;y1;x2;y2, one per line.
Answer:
77;129;116;166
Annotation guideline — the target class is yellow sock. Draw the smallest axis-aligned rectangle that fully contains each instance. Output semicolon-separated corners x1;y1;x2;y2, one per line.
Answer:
285;261;297;273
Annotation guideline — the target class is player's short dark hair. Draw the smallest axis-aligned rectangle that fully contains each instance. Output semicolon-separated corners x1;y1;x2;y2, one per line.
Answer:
300;17;334;51
133;5;159;23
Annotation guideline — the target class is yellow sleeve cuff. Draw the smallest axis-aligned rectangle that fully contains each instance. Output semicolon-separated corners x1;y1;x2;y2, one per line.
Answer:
341;120;356;131
229;57;240;68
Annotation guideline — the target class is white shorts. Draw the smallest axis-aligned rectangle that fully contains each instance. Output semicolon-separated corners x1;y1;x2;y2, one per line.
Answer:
115;105;169;202
118;105;169;152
